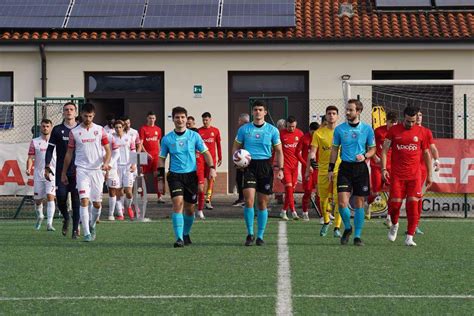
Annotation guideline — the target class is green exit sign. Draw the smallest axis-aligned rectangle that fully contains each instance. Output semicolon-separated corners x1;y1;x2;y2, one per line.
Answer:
193;85;203;96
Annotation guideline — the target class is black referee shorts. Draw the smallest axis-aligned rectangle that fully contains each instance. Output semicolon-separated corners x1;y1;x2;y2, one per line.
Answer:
167;171;198;204
242;159;274;195
337;161;370;196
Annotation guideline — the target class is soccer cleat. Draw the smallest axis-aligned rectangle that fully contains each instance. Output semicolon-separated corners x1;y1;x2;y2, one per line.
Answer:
340;227;353;245
291;211;300;220
116;215;125;221
157;196;165;204
173;239;184;248
136;217;151;222
388;223;399;242
354;237;364;246
35;215;45;230
333;228;342;238
320;223;330;237
280;211;289;221
127;207;135;220
415;227;424;235
47;225;56;232
405;235;417;247
62;219;69;236
90;226;96;241
183;234;192;245
384;216;392;228
72;230;79;240
256;238;265;246
205;201;213;210
232;199;245;207
83;234;93;242
197;210;205;220
245;234;255;246
108;216;115;221
302;212;310;221
319;217;325;225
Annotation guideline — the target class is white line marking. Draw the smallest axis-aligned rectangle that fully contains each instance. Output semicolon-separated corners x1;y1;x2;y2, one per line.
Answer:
276;221;293;316
0;294;471;302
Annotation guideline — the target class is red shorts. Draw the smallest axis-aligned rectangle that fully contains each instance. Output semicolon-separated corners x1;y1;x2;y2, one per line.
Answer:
142;156;158;174
390;176;422;200
283;167;298;188
303;169;318;191
197;159;205;185
370;165;390;193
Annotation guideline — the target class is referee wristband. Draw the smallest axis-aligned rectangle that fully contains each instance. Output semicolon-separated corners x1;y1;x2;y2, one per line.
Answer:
328;163;335;173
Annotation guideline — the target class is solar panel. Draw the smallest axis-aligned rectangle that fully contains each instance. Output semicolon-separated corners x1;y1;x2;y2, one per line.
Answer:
0;0;68;28
71;4;145;17
67;16;142;29
0;0;69;4
0;16;65;28
435;0;474;8
221;0;295;28
375;0;432;9
0;5;70;17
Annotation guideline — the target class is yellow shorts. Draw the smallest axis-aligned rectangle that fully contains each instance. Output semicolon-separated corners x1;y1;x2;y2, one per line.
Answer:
318;173;338;199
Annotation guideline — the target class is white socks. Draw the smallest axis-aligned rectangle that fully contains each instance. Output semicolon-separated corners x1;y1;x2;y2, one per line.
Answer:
108;196;116;217
46;201;55;226
80;206;90;236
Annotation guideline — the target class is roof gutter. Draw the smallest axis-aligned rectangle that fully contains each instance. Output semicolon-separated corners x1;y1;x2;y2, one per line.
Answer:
39;43;47;97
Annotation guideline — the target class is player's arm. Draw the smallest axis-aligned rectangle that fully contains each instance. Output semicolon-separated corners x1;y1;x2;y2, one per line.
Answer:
26;140;35;176
102;144;112;171
364;146;377;160
328;145;339;182
381;139;391;182
216;130;222;167
306;142;318;178
423;148;433;190
430;143;440;171
62;147;73;185
295;138;305;166
45;129;57;178
273;143;284;180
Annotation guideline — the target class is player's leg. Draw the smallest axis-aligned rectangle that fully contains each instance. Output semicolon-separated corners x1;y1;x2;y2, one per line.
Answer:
254;161;273;246
281;168;293;220
196;161;206;219
88;170;105;241
167;172;185;247
242;163;257;246
318;174;331;236
34;198;44;230
336;164;353;245
351;163;370;245
301;170;313;221
416;169;428;235
233;168;245;206
405;178;423;246
45;179;56;231
151;157;164;203
204;165;215;209
55;176;70;236
387;178;406;242
289;168;299;220
67;176;81;238
182;172;198;245
107;169;119;221
332;177;342;237
122;168;136;220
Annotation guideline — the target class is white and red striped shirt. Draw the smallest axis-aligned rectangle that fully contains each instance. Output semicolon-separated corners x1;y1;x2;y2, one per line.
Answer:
111;133;136;167
68;123;110;170
28;136;56;181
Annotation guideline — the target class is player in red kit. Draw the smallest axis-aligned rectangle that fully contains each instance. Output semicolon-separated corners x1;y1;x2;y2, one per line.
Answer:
187;116;206;220
279;116;304;220
198;112;222;212
296;121;320;221
415;110;440;234
139;112;163;203
369;111;398;226
382;106;432;247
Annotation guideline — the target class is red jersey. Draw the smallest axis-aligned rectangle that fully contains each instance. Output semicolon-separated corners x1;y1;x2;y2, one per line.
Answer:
386;124;429;180
295;132;312;169
198;126;221;163
419;126;434;172
280;128;304;170
139;125;162;156
371;125;391;169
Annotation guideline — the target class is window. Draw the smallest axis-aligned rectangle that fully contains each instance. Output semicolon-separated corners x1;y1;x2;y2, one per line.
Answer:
231;74;306;93
0;73;13;129
87;73;163;94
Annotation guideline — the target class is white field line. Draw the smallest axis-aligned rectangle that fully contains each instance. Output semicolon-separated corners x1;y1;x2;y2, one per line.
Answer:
0;294;472;302
276;221;293;316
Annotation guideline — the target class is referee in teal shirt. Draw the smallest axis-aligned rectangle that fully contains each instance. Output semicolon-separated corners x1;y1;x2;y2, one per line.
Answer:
328;99;376;246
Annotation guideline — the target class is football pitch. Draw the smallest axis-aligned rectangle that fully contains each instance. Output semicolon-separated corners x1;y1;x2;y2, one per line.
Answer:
1;218;472;315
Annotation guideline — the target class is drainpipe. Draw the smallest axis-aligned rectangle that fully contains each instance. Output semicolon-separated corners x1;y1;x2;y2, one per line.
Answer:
39;43;47;97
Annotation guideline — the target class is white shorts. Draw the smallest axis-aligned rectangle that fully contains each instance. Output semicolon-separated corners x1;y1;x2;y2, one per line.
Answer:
33;179;56;200
107;166;134;189
107;168;121;189
76;168;104;202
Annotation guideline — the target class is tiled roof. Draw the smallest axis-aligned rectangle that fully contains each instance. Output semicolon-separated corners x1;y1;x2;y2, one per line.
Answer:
0;1;472;43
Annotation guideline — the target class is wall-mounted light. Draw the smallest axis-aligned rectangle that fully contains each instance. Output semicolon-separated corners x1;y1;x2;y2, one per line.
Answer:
341;74;351;80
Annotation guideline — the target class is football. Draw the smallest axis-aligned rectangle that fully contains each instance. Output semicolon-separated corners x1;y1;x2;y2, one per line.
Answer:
233;149;251;168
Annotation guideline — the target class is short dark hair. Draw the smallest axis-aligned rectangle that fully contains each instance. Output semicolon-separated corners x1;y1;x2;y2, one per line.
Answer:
287;116;297;124
386;111;398;123
41;118;52;125
81;102;95;113
252;100;268;111
325;105;339;114
348;99;363;112
146;111;156;117
121;115;130;121
201;112;211;118
63;101;77;110
404;105;420;117
114;120;125;127
187;116;195;121
309;122;320;131
172;106;187;118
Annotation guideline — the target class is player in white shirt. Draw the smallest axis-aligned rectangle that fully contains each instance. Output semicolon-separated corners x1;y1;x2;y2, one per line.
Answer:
107;120;137;221
27;119;56;231
62;103;111;242
103;113;115;136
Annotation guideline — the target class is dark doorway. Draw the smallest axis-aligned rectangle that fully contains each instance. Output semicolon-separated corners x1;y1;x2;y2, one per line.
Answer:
85;72;165;193
227;71;309;193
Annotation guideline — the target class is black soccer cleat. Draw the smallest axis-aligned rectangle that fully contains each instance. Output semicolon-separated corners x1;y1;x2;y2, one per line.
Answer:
340;227;353;245
174;239;185;248
353;237;364;246
62;219;69;236
72;230;78;240
245;234;255;246
183;234;192;245
256;238;265;246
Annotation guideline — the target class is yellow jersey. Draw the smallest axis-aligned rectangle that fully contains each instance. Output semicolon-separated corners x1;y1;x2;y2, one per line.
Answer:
311;126;341;175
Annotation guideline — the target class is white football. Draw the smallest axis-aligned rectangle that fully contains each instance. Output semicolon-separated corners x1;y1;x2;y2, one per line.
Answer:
233;149;252;168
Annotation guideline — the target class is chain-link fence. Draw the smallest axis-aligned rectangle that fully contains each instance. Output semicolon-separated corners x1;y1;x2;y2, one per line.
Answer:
309;82;473;218
0;97;84;219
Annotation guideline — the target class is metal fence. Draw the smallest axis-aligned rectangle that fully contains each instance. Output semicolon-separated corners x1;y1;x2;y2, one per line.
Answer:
0;97;84;219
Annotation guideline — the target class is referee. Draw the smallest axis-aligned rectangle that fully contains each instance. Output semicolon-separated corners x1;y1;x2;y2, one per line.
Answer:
328;99;376;246
159;106;216;248
232;100;284;246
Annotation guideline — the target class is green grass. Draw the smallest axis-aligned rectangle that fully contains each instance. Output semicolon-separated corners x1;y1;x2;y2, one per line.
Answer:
0;218;472;315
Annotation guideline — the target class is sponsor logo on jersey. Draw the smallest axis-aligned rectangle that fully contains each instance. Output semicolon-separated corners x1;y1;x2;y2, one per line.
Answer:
396;144;418;151
284;143;298;148
255;134;260;139
211;132;214;136
295;136;299;141
94;130;98;136
413;136;418;142
81;139;96;143
145;136;158;142
203;138;214;143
